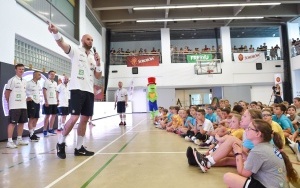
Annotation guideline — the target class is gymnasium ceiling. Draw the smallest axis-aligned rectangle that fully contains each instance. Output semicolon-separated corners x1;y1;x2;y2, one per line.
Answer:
87;0;300;41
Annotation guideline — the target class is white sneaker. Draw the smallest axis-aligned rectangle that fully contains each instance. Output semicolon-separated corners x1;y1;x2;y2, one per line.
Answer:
293;143;300;162
194;139;201;145
16;139;29;146
191;136;196;142
289;143;297;153
6;142;17;148
185;136;192;141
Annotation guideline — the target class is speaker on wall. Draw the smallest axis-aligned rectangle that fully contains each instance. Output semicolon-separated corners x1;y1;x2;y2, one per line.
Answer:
256;63;262;70
132;67;138;74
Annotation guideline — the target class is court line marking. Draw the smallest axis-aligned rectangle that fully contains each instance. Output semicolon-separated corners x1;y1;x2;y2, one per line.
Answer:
95;151;186;155
44;117;146;188
81;133;138;187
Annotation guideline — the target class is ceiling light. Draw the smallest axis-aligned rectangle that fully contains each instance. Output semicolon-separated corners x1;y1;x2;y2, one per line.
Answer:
137;17;264;23
133;3;281;10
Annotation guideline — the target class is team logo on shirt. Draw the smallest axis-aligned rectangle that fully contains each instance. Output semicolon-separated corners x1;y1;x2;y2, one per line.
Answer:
79;70;84;75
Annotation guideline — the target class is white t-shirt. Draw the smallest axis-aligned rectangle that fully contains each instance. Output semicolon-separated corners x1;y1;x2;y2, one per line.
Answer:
202;118;214;132
115;88;128;102
26;80;41;104
67;47;96;94
43;79;57;105
56;83;70;107
6;76;27;109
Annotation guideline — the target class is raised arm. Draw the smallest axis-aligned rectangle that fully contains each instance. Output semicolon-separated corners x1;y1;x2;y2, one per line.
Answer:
48;22;70;53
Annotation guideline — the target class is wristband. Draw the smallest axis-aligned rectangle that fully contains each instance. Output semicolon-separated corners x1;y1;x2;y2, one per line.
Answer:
234;153;242;157
95;66;102;72
52;32;62;41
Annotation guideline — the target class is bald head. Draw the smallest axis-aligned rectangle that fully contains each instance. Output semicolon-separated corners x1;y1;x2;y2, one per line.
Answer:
62;76;69;84
81;34;93;50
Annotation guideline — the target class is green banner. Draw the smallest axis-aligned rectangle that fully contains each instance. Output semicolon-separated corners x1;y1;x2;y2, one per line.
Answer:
186;54;213;63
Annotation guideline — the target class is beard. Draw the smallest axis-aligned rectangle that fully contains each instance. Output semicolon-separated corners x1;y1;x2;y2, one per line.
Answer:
83;42;92;50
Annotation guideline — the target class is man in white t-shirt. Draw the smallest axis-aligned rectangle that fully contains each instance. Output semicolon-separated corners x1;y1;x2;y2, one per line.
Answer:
5;64;29;148
114;81;128;126
56;76;70;131
48;23;102;159
42;70;58;137
26;71;42;142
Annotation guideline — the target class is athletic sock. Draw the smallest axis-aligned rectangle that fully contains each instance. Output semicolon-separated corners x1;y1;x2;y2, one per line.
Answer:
76;136;84;149
206;155;215;165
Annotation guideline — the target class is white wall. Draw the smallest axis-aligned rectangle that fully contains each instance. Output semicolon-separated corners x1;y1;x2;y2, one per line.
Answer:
251;86;275;105
0;1;103;67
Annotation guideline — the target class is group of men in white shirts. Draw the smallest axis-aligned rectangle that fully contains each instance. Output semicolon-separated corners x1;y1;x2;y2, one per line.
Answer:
5;64;70;148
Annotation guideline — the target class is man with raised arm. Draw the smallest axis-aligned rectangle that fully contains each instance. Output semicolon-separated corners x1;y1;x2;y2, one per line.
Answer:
48;23;102;159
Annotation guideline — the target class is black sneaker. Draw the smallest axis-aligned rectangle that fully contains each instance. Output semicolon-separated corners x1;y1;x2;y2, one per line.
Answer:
193;148;210;173
199;142;210;149
186;146;198;166
56;143;66;159
30;134;39;142
123;121;126;126
74;145;94;156
35;134;40;140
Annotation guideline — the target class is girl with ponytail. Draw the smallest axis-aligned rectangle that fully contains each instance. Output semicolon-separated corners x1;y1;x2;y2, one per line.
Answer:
224;119;299;188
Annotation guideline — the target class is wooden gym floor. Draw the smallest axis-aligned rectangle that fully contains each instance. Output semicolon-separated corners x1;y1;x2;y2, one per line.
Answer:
0;113;299;188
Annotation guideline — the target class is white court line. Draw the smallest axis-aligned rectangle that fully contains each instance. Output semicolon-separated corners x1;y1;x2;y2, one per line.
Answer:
44;117;147;188
96;151;186;155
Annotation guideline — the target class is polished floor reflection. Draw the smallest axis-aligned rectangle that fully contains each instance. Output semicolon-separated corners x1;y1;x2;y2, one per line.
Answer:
0;113;299;188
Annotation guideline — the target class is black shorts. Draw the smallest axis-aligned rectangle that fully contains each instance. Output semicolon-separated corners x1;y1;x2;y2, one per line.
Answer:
27;101;40;118
117;101;126;113
243;177;266;188
42;104;58;115
57;107;69;116
9;109;28;124
69;90;94;116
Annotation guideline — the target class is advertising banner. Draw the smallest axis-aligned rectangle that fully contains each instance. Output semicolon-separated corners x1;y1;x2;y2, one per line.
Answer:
233;52;265;63
126;55;159;67
186;54;213;63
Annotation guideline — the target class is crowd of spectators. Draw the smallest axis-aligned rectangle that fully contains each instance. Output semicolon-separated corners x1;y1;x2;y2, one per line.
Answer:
110;47;160;55
153;97;300;187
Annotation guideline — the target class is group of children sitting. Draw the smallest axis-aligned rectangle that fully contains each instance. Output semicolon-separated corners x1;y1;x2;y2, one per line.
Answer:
153;98;300;161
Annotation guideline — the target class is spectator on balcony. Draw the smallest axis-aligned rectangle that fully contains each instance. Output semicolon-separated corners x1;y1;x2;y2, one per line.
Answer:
125;49;131;53
238;45;244;52
262;43;268;58
243;45;248;52
194;48;200;54
270;46;276;60
292;38;296;45
151;47;157;53
139;48;143;53
110;48;116;54
144;49;148;54
218;45;222;51
274;44;280;59
202;45;210;52
211;46;216;52
157;49;161;53
232;45;238;52
249;45;254;52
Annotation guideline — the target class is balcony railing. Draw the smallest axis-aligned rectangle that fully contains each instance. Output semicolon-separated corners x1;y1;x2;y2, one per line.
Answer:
110;52;161;65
